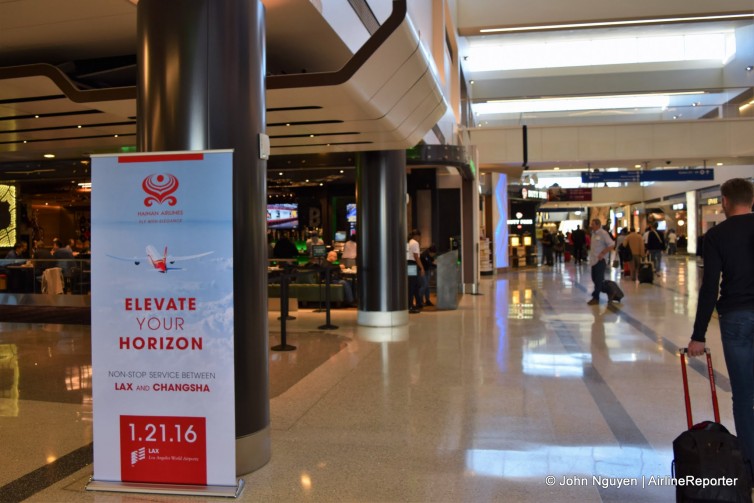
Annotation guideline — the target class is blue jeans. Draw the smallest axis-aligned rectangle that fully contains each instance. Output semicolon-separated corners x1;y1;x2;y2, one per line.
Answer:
720;309;754;462
419;271;431;303
590;259;606;300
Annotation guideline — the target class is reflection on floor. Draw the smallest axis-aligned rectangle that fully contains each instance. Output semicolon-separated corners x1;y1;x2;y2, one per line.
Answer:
0;255;737;502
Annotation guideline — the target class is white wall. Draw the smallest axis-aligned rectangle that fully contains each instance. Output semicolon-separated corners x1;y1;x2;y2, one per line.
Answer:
472;118;754;166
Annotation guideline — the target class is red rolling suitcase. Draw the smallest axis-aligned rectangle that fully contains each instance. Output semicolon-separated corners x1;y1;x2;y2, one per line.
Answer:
672;349;752;502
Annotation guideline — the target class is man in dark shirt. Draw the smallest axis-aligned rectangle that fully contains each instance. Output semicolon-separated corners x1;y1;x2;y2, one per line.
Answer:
688;178;754;462
645;223;665;275
571;226;586;264
272;232;299;260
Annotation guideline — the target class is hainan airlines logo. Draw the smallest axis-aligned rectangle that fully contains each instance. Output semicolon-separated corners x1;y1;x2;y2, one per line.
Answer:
131;447;146;466
142;174;179;207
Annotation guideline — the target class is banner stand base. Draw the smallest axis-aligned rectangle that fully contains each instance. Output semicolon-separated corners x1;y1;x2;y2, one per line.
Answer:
86;478;245;498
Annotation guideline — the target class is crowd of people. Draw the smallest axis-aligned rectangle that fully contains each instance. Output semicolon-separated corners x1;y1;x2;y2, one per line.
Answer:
2;237;90;293
539;222;685;274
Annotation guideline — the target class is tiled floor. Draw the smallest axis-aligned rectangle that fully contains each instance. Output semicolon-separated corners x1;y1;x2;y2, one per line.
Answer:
0;254;741;502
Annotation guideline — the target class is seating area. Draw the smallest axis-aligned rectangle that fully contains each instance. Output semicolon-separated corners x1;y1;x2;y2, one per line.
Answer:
0;259;90;295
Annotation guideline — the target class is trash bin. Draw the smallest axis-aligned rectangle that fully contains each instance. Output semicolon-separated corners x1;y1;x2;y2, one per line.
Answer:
435;250;460;310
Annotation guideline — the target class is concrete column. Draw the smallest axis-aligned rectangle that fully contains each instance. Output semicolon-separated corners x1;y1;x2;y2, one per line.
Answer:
356;151;409;327
137;0;269;474
461;174;480;293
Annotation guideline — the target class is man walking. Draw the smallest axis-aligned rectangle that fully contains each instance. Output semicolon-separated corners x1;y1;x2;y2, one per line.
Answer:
624;227;645;281
586;219;615;305
646;222;665;276
687;178;754;463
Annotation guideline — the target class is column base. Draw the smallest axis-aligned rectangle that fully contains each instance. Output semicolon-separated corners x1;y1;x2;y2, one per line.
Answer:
236;425;271;476
463;283;479;294
357;310;409;327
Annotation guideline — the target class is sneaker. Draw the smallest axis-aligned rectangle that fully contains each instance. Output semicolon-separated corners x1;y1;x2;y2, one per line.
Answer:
409;308;420;314
424;300;434;307
586;299;599;305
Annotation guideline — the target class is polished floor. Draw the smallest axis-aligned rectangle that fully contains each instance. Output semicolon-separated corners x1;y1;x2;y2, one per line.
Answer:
0;254;740;502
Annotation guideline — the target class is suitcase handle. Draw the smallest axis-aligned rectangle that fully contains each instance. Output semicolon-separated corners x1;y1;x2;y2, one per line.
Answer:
678;348;721;429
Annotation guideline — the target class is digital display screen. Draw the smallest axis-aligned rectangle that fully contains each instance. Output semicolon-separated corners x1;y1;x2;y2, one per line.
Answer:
267;203;298;229
346;203;356;223
334;231;347;242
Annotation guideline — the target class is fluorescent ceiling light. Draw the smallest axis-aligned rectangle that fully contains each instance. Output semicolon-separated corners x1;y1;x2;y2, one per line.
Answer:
479;13;754;33
475;92;704;115
466;31;735;72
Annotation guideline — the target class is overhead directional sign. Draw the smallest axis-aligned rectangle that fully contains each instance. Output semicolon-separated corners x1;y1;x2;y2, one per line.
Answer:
581;169;714;184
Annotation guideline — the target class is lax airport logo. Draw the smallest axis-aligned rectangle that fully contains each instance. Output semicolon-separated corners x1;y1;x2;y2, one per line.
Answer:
130;447;146;466
142;174;179;207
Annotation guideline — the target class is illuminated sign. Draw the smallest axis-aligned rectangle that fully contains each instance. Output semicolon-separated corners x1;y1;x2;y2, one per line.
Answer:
507;219;534;225
672;203;685;210
706;197;720;205
521;188;548;200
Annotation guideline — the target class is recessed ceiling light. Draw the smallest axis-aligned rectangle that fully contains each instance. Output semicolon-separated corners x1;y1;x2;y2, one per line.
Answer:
553;167;560;171
114;134;119;137
634;164;642;168
309;134;315;138
747;66;753;72
470;80;475;84
34;115;39;118
717;162;724;166
305;179;310;183
279;172;283;176
77;125;82;128
340;170;344;174
43;154;55;158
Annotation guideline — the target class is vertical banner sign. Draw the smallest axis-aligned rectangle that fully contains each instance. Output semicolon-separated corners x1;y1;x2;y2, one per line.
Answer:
90;151;236;492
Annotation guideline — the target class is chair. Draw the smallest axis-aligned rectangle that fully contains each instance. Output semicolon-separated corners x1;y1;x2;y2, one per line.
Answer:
42;267;64;294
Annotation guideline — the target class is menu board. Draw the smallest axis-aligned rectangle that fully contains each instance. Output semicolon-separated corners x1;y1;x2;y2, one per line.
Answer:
89;151;236;492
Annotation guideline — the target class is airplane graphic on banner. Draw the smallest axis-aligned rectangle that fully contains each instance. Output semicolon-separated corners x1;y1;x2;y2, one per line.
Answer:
107;245;213;273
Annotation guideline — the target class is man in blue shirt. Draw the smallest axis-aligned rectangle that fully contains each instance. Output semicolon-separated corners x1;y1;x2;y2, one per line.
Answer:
688;178;754;462
586;219;615;305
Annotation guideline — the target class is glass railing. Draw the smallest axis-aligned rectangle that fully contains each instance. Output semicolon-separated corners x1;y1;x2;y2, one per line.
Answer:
0;258;91;295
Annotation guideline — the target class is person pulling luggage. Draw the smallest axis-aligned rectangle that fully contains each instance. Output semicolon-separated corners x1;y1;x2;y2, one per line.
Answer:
687;178;754;465
586;218;615;305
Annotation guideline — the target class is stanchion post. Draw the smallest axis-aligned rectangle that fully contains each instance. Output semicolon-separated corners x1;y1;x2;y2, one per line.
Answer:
272;271;296;351
318;265;338;330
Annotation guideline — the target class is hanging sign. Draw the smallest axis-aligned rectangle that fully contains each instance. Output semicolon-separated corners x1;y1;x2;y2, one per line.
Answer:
88;151;239;496
581;168;714;183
